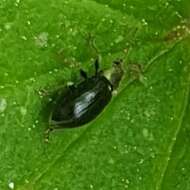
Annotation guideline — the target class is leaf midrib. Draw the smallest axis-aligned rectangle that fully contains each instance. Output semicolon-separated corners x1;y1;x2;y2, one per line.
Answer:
156;64;190;190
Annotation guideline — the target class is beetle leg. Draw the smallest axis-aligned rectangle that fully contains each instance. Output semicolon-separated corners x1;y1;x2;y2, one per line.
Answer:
108;81;114;91
68;85;76;91
80;69;88;79
44;127;54;143
95;58;99;76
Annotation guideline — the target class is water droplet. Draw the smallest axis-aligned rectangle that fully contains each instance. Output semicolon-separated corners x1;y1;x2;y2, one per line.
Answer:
29;77;36;82
114;35;124;43
20;107;27;116
113;145;117;150
48;98;52;102
124;184;128;189
144;110;151;118
24;179;29;183
34;32;48;48
125;178;130;184
150;152;155;158
108;158;115;164
4;23;12;30
181;167;185;171
109;19;113;24
4;72;9;76
141;19;148;26
8;181;14;189
101;18;106;22
90;184;94;189
0;98;7;113
172;137;176;141
0;85;5;89
155;31;159;36
21;35;27;40
139;159;144;164
27;20;31;25
175;11;182;18
13;101;17;105
165;2;169;7
15;0;20;6
142;128;149;138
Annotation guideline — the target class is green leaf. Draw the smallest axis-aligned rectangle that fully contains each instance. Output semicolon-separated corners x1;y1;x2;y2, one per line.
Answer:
0;0;190;190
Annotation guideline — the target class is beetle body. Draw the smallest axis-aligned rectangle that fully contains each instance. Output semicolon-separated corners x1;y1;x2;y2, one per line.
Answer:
46;58;123;138
50;75;112;128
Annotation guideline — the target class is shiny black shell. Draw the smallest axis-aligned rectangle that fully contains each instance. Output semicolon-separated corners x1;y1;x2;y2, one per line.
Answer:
50;75;112;128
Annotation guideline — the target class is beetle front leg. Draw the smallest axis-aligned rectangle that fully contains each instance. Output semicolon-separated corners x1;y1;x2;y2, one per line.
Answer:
44;127;54;143
80;69;88;79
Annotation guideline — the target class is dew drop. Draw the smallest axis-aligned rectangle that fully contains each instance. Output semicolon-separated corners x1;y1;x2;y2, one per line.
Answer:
0;85;5;89
165;2;169;7
124;184;128;189
114;35;124;43
113;145;117;150
141;18;148;26
4;23;12;30
27;20;31;25
29;77;36;82
109;19;113;24
20;107;27;116
108;158;115;164
142;128;149;138
90;184;94;189
101;18;106;22
25;179;29;183
8;181;14;189
34;32;49;48
0;98;7;113
4;72;9;76
123;3;126;7
139;158;144;164
21;35;27;40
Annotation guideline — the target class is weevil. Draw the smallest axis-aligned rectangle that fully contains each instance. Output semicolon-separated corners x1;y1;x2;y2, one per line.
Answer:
45;58;124;140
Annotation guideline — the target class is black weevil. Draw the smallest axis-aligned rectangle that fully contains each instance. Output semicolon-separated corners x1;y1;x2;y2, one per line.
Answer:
45;58;124;139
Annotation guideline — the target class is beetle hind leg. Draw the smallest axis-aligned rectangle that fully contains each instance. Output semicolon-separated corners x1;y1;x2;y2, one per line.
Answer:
80;69;88;79
95;58;100;76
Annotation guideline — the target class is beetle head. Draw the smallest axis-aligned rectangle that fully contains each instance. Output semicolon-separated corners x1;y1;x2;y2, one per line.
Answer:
104;59;124;90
